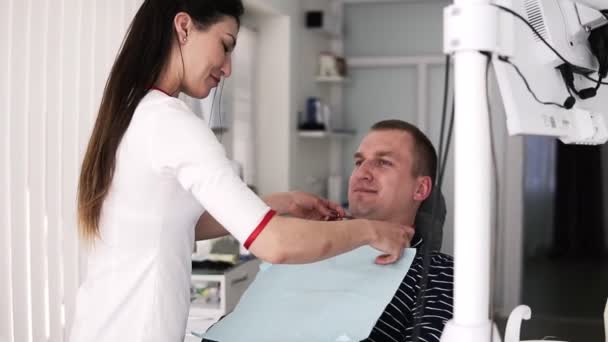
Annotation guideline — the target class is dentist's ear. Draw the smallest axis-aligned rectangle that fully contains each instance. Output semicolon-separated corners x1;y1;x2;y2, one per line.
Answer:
174;12;192;44
413;176;432;202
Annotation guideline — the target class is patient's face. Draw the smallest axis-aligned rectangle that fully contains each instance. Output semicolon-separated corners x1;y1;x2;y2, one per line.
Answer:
348;130;420;223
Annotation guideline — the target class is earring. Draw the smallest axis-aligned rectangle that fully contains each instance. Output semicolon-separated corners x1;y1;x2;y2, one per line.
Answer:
183;37;187;43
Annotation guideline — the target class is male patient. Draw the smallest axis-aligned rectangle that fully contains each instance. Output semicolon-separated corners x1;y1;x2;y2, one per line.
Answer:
349;120;453;342
204;120;453;342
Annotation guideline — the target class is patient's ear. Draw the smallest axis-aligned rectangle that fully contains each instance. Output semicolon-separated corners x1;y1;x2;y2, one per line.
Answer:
413;176;432;202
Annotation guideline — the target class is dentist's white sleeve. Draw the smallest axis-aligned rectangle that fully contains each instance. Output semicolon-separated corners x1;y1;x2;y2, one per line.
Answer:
145;97;274;247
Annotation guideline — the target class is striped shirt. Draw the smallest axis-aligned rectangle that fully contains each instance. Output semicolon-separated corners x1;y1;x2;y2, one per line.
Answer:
363;234;454;342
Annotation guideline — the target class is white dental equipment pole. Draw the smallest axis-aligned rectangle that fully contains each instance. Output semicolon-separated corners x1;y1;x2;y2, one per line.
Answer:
441;0;608;341
440;0;496;341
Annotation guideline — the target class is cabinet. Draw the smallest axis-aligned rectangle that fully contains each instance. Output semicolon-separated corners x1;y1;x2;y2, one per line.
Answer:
185;258;261;339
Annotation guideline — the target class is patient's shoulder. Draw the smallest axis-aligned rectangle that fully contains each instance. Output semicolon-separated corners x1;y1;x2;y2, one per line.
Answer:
406;252;453;290
409;252;454;283
421;252;454;296
430;252;453;266
410;250;452;266
429;252;454;277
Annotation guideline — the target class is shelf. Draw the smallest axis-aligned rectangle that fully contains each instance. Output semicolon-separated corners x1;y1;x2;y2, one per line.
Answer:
298;130;355;139
315;76;348;83
309;28;343;40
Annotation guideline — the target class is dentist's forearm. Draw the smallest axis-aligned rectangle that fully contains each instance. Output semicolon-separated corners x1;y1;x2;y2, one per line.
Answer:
247;216;375;264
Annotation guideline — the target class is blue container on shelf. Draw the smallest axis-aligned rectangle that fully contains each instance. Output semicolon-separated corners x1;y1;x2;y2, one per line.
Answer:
300;97;325;130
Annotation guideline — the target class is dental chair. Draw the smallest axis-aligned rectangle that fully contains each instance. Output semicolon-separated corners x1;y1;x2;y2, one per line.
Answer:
415;187;447;252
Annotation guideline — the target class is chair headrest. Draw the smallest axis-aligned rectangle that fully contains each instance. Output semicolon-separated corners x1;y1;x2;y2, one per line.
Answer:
414;187;447;252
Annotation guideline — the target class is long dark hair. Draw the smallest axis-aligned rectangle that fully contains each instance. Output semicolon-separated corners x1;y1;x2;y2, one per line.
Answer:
77;0;244;241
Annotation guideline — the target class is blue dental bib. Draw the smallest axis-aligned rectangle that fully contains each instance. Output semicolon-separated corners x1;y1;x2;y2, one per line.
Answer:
204;247;416;342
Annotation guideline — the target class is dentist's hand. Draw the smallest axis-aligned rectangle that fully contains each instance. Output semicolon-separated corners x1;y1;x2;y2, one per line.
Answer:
263;191;346;220
366;220;415;265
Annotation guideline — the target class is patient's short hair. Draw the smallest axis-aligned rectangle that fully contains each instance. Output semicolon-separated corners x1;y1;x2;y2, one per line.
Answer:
371;120;437;183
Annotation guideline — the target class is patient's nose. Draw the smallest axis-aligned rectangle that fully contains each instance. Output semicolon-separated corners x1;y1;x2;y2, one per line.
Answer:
355;161;374;181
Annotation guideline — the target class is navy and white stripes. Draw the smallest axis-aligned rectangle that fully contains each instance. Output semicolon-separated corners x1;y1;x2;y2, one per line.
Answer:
362;235;454;342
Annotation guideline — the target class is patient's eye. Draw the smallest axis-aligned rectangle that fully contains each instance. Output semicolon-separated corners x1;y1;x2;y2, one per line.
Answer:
354;159;362;167
378;159;392;167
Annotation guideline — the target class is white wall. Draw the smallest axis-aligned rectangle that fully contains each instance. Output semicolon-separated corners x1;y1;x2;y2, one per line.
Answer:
0;1;142;341
230;27;259;186
254;15;294;194
245;0;299;15
489;69;525;318
243;0;300;195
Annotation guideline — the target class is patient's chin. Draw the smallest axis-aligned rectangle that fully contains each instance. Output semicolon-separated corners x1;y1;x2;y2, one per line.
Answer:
350;191;378;203
349;204;378;220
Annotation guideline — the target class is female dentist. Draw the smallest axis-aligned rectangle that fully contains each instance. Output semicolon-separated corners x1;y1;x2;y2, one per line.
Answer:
70;1;413;341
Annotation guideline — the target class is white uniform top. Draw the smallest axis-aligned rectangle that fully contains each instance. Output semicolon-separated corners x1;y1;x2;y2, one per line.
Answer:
69;90;272;342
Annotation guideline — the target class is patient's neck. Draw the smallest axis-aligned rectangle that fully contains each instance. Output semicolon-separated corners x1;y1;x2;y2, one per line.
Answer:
351;210;417;228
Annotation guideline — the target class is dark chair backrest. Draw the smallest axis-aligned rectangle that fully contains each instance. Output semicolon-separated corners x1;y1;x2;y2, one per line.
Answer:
414;187;447;252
